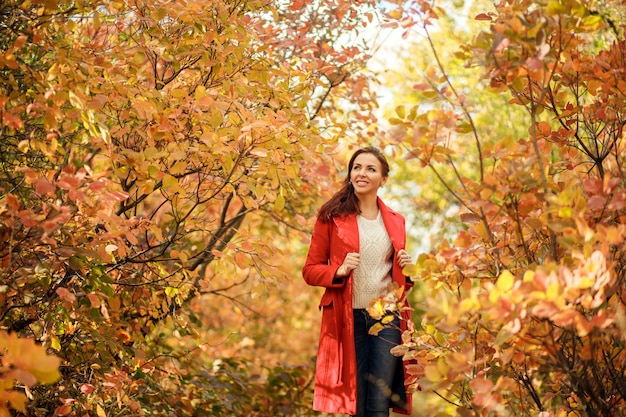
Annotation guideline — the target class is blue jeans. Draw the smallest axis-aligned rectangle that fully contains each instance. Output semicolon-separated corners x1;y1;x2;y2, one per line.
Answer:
352;308;402;417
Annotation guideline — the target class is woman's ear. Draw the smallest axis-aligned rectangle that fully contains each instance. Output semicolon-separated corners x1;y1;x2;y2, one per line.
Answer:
380;177;388;187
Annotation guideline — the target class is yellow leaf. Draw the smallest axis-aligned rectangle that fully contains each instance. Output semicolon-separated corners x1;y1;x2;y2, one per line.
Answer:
171;88;187;99
402;263;418;277
459;296;479;312
162;174;183;194
488;288;502;304
547;0;568;15
523;270;535;282
369;323;385;336
581;14;603;30
133;51;146;65
546;282;560;301
170;161;187;175
367;299;385;320
496;270;514;292
274;194;285;211
27;355;61;385
424;364;441;382
437;356;449;376
194;85;207;99
50;334;61;351
579;277;594;289
456;122;473;134
387;8;402;20
165;287;178;297
474;221;489;239
17;140;29;153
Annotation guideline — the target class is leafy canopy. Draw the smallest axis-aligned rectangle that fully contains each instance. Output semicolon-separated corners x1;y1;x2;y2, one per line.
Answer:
382;0;626;415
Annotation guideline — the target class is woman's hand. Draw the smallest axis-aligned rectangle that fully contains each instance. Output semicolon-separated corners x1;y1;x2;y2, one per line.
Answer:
397;249;412;268
335;252;360;277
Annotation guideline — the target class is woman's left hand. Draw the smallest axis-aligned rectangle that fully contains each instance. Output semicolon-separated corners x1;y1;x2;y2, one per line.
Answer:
397;249;412;268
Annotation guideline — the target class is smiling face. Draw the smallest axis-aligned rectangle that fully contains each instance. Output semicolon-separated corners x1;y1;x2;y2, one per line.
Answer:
349;152;388;197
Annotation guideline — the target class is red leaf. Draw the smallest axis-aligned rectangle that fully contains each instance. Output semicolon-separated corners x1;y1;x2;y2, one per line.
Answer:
80;383;95;394
54;404;73;416
587;195;607;210
108;191;129;201
36;178;56;195
56;287;76;302
584;178;603;195
3;112;24;129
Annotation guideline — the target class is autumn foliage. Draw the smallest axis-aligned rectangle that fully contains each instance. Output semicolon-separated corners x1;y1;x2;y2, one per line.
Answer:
0;0;388;415
0;331;61;416
384;0;626;415
4;0;626;415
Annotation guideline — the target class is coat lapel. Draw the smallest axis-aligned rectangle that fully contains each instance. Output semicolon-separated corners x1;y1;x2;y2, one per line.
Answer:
332;214;359;252
330;199;404;253
378;197;404;251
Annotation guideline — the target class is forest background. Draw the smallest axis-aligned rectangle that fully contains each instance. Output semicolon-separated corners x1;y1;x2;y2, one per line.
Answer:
1;0;626;416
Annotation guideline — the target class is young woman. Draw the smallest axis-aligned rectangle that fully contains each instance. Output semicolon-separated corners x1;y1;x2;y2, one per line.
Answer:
302;147;414;417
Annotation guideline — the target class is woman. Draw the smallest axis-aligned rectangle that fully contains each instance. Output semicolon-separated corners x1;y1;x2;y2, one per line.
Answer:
302;146;414;417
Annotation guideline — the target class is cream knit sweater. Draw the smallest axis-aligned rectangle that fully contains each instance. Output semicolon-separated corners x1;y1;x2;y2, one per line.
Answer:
352;212;393;309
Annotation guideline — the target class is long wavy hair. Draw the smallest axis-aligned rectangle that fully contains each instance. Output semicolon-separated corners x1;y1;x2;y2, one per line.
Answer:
318;146;390;223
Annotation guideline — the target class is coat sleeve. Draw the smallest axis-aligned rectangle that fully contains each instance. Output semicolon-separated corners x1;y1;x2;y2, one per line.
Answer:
302;217;346;289
400;215;414;290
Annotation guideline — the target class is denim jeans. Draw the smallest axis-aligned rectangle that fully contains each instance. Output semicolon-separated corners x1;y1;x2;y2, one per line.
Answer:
352;308;401;417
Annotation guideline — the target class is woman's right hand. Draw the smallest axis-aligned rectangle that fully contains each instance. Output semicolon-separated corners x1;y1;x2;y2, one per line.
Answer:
335;252;360;277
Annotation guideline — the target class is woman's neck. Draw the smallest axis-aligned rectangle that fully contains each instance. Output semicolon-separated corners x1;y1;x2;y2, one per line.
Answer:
358;196;379;220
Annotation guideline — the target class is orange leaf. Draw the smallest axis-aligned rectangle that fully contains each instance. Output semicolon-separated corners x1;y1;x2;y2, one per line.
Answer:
87;293;101;308
235;253;249;268
470;377;494;394
5;193;20;211
454;230;472;248
4;390;27;413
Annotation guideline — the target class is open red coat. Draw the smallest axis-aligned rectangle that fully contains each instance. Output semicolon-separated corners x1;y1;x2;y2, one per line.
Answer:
302;198;413;415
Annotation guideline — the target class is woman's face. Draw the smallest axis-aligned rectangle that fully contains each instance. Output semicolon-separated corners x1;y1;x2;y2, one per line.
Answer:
350;152;388;197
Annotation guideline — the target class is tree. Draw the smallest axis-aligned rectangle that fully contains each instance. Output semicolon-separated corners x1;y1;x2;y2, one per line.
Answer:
374;0;528;252
0;0;390;414
381;0;626;415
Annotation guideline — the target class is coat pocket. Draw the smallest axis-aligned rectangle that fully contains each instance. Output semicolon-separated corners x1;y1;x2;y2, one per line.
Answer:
319;290;333;309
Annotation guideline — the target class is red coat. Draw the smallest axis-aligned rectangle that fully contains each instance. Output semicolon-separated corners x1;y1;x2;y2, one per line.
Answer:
302;198;413;415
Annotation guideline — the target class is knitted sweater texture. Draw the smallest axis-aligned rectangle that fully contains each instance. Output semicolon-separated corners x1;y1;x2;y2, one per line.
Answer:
352;212;393;308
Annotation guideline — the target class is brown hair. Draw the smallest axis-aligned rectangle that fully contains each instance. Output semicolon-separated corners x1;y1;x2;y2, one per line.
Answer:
317;146;390;222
